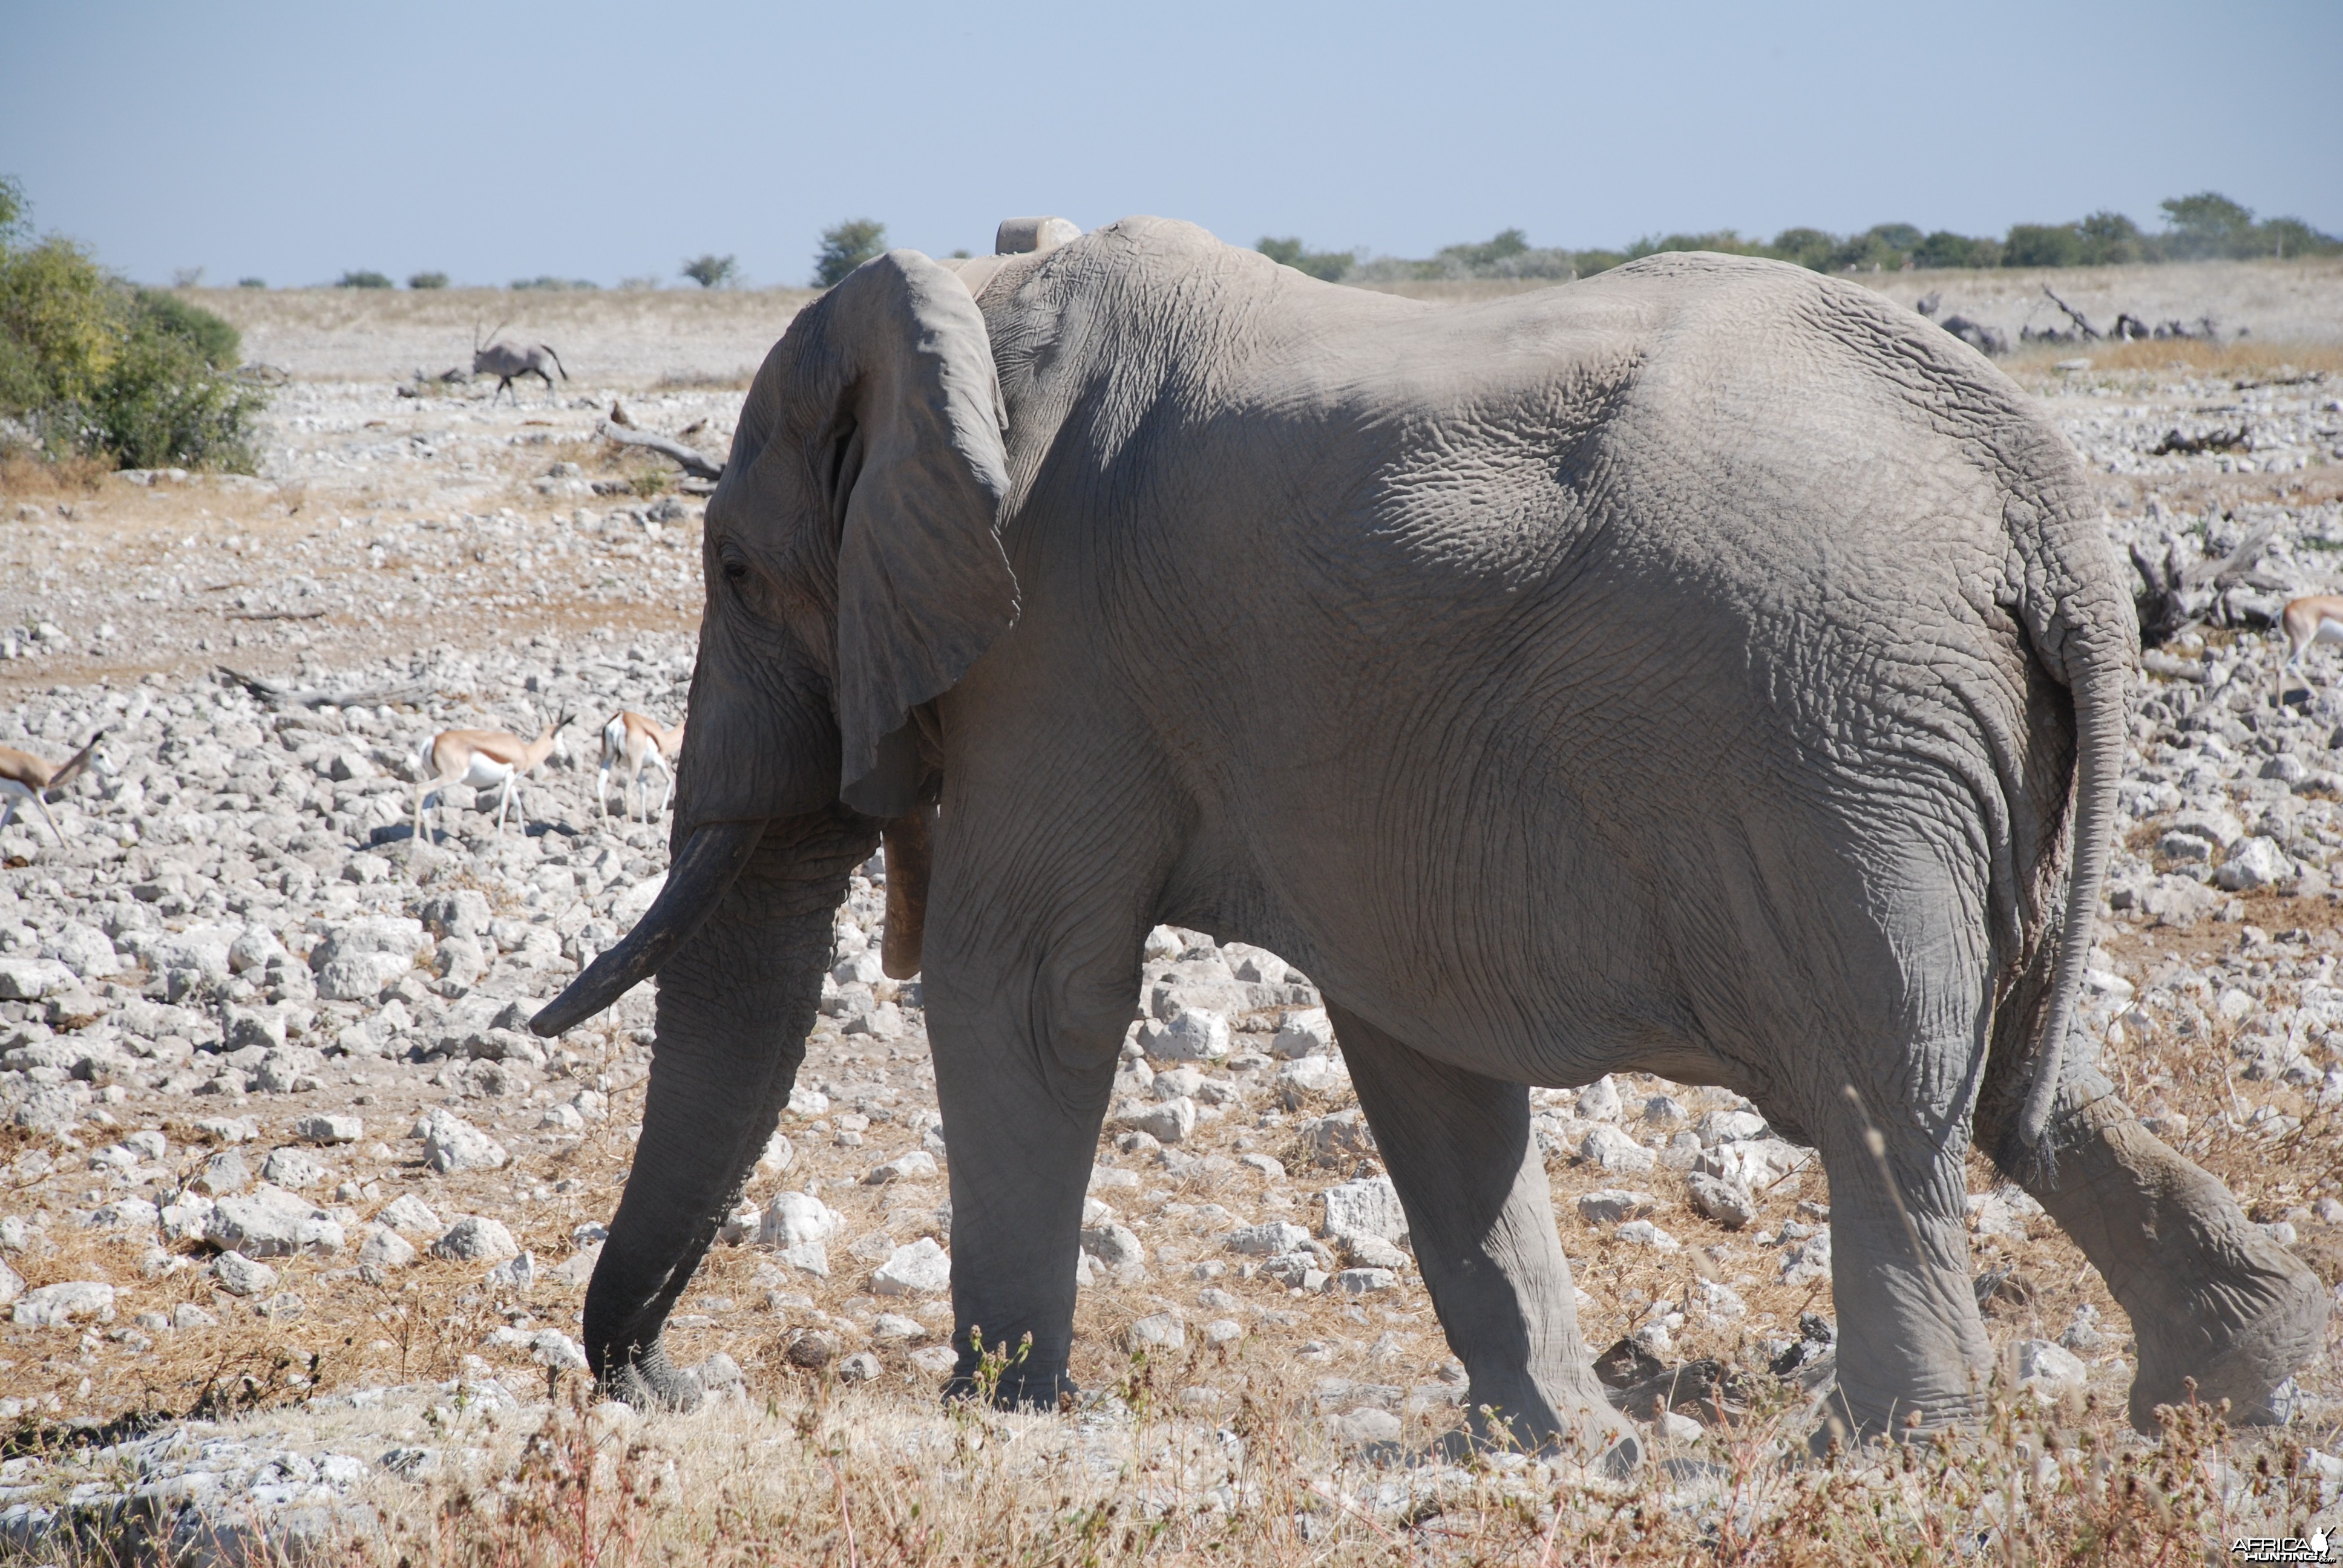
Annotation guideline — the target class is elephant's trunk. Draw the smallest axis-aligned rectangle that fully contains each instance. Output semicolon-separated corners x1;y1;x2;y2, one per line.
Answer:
573;806;880;1406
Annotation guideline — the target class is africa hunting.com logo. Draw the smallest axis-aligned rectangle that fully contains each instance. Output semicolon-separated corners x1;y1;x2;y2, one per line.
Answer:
2232;1530;2333;1564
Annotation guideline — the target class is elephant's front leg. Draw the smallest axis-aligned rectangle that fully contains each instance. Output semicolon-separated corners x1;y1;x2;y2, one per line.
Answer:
1812;1095;1992;1448
928;977;1123;1407
1331;1006;1640;1472
1988;1067;2326;1433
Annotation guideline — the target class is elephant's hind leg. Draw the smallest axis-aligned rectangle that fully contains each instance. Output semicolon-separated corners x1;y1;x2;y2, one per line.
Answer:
1811;1091;1993;1449
1986;1068;2326;1433
1331;1006;1640;1474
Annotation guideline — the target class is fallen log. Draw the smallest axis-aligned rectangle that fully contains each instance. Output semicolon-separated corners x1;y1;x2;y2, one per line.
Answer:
2040;284;2102;340
2149;424;2250;457
217;666;434;710
595;420;723;481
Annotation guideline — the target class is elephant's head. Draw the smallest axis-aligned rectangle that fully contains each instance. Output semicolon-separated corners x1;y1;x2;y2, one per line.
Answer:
526;250;1017;1403
536;250;1017;1034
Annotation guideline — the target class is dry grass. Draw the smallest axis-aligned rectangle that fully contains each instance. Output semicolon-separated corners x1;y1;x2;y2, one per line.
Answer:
5;1356;2315;1564
2005;337;2343;378
0;450;114;499
180;286;818;387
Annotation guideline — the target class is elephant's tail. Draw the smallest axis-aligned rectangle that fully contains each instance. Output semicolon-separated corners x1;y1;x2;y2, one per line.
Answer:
2016;524;2135;1157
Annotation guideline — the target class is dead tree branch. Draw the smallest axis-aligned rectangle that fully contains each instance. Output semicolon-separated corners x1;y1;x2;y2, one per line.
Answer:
595;420;723;480
217;667;434;710
2039;285;2101;340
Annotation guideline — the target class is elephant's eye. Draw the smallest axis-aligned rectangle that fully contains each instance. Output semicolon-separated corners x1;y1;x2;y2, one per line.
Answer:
721;558;749;584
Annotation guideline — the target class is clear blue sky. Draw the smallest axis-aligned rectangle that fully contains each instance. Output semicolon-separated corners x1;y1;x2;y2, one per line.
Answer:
5;0;2338;289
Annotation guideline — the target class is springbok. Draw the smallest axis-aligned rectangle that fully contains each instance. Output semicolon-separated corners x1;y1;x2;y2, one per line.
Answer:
598;711;684;821
413;714;574;841
2278;595;2343;701
0;731;106;843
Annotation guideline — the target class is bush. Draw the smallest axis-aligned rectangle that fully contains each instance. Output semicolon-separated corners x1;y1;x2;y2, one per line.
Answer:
237;276;266;289
2155;192;2340;260
1913;230;2001;269
813;220;886;288
511;276;598;290
2261;217;2342;260
680;254;737;289
407;270;449;290
87;298;263;470
2002;223;2084;269
1256;237;1356;282
1437;228;1532;271
2160;191;2256;258
336;270;393;289
1763;227;1838;270
136;287;239;367
2076;210;2144;265
1268;189;2339;292
0;177;266;471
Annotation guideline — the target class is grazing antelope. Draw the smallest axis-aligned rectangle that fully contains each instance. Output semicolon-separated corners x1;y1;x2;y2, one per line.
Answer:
413;714;574;841
598;711;684;821
2278;595;2343;701
0;731;106;843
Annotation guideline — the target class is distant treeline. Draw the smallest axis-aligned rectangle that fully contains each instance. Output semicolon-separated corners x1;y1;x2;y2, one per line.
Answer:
1263;192;2340;285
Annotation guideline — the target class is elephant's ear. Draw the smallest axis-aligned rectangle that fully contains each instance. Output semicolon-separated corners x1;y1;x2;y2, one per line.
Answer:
827;250;1018;817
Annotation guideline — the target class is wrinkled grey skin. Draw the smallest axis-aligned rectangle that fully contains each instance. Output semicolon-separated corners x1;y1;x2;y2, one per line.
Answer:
539;218;2324;1462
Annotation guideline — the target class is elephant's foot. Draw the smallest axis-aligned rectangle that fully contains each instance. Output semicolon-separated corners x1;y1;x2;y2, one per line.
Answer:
1806;1380;1977;1459
1439;1388;1642;1478
2010;1106;2329;1435
942;1362;1076;1412
2126;1232;2326;1432
601;1340;703;1414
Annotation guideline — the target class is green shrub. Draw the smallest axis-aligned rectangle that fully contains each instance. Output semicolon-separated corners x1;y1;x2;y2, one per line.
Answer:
1260;189;2338;292
1823;224;1923;272
2153;192;2340;260
2160;191;2255;258
407;270;449;290
336;270;393;289
1437;228;1532;271
237;276;266;289
1256;237;1356;281
814;220;886;287
0;177;266;471
0;234;119;409
511;276;598;290
2259;217;2343;259
1761;227;1836;269
87;307;263;469
2002;223;2083;268
680;253;738;289
1913;230;2001;269
2076;211;2144;265
135;287;239;367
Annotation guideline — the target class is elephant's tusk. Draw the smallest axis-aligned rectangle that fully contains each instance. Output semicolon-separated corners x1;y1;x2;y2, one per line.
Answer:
530;818;766;1037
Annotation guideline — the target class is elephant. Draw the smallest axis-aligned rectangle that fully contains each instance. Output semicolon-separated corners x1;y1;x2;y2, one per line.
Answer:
536;216;2325;1465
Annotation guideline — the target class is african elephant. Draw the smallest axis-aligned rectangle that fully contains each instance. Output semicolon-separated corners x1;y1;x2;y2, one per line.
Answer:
536;217;2325;1463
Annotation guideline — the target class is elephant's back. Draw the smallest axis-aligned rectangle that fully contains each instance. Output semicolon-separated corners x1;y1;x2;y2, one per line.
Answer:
1251;259;2087;1085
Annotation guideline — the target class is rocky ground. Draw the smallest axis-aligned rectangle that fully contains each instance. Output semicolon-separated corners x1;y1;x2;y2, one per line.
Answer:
1;289;2342;1560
